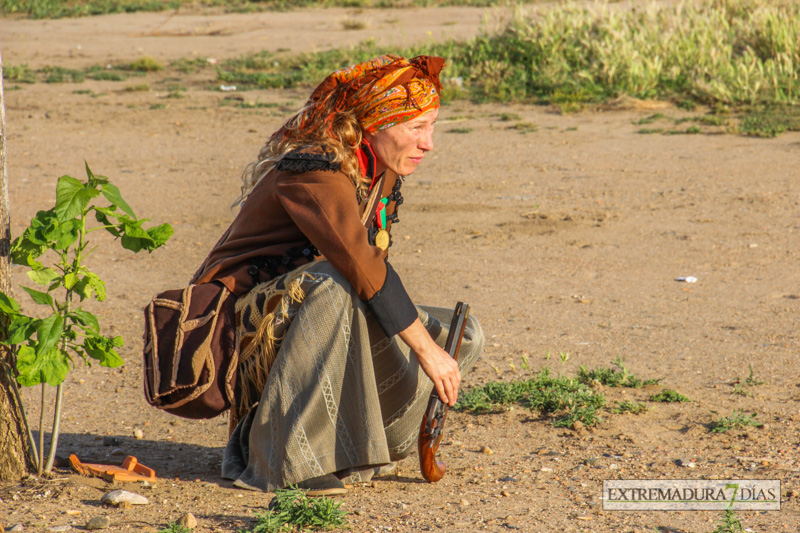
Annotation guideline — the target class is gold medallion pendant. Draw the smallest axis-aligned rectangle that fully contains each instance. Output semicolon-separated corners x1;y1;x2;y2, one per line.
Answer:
375;229;390;250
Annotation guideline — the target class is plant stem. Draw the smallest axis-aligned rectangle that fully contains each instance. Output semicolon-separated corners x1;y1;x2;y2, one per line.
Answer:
44;382;63;473
42;213;82;473
37;383;45;476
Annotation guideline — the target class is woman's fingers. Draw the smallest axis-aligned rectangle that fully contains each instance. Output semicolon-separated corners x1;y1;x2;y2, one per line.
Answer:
439;353;461;406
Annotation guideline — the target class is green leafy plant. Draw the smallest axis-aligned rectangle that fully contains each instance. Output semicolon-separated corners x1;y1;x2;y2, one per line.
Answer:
455;367;606;428
744;364;766;386
578;357;660;388
649;389;691;403
158;522;193;533
708;410;763;433
712;509;744;533
245;486;347;532
610;400;649;415
0;163;172;475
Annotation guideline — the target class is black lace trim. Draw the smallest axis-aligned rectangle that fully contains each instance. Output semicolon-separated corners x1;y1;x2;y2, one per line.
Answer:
247;243;319;285
276;150;341;173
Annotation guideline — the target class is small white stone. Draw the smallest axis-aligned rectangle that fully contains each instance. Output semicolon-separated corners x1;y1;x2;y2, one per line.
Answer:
100;490;149;506
133;429;144;440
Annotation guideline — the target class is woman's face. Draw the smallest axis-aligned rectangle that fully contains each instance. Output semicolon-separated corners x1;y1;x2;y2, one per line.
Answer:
365;108;438;176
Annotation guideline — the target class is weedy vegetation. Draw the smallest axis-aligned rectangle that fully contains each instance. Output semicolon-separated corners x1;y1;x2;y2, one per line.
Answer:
456;366;608;428
1;0;548;19
124;83;151;92
243;486;347;532
508;121;537;133
610;400;649;415
495;112;522;122
128;56;164;72
157;522;193;533
649;389;691;403
708;410;763;433
577;357;659;388
712;509;745;533
6;0;799;135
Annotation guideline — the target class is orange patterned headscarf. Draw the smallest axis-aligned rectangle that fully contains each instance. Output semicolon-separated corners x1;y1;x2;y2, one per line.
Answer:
307;55;445;133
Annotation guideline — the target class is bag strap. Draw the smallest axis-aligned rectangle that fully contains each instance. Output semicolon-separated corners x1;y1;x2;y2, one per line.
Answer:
360;170;394;227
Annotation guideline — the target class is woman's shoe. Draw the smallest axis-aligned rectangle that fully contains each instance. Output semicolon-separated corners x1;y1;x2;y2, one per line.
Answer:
296;473;347;497
337;461;398;484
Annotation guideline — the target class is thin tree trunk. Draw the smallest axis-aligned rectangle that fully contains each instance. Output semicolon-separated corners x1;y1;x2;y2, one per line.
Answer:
0;49;33;481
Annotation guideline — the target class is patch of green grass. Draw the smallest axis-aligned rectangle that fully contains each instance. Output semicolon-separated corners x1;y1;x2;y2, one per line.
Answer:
665;127;700;135
495;112;522;122
1;0;549;19
243;486;347;533
171;57;210;74
634;113;665;125
578;358;659;388
128;56;164;72
610;400;649;415
1;0;183;18
637;128;664;134
456;367;606;428
85;66;129;81
549;88;598;113
125;83;151;92
740;105;800;137
447;127;472;134
158;521;192;533
696;114;729;126
508;122;537;134
731;384;753;397
149;103;167;110
3;64;36;84
712;509;744;533
649;389;691;403
41;66;85;83
708;410;763;433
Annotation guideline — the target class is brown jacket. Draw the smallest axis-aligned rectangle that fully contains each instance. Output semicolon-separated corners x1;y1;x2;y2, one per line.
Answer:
191;149;415;336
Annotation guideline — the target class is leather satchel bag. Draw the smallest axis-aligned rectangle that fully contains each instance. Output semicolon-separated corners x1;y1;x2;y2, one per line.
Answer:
142;282;238;419
141;170;392;420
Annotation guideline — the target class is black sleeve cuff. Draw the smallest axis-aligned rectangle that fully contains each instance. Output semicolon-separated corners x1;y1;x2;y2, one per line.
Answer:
365;262;418;338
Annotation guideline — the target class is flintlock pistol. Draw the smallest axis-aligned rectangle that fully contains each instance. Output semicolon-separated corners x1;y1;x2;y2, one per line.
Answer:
418;302;470;482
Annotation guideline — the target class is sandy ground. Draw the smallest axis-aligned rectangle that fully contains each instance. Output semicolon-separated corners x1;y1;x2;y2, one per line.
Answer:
2;4;800;533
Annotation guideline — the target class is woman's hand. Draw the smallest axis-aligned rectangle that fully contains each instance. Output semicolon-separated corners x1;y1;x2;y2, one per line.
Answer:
397;318;461;406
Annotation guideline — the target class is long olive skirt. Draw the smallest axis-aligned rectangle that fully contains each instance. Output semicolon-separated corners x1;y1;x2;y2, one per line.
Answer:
221;261;484;491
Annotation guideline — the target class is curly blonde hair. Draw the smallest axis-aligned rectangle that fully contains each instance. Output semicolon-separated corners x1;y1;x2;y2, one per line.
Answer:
233;93;372;208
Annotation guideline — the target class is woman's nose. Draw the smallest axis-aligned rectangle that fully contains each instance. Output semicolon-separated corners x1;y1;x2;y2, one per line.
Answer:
419;127;434;151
